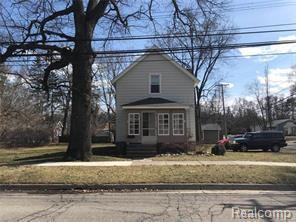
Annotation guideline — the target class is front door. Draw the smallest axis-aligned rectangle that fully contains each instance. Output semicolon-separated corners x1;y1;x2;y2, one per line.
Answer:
142;112;157;144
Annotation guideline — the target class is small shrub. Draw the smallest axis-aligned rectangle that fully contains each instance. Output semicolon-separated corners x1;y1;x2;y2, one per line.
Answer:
157;143;185;154
1;128;51;147
211;144;226;156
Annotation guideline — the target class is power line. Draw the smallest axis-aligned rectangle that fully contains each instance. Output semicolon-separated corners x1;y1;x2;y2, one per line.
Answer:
1;27;296;45
2;51;296;67
122;1;296;19
149;1;296;17
227;3;296;12
1;39;296;58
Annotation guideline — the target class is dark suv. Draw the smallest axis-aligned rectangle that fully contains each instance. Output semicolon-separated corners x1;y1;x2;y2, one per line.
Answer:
231;131;287;152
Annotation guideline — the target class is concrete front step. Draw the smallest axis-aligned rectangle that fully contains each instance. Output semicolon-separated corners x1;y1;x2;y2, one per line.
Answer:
127;143;157;157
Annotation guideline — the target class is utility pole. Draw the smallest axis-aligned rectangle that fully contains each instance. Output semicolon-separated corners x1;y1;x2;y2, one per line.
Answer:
217;83;228;137
265;65;272;129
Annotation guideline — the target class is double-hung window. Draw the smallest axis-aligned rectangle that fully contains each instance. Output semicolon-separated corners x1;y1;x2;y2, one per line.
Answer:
150;74;161;93
158;113;169;135
173;113;184;135
128;113;140;135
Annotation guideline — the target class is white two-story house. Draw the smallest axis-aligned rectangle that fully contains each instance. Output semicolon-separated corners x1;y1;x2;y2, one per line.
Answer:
112;49;199;153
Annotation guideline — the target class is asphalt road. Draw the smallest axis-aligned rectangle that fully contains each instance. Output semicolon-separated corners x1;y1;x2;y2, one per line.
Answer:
1;191;296;222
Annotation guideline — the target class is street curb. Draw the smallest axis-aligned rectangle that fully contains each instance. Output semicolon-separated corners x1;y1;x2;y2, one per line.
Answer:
0;183;296;191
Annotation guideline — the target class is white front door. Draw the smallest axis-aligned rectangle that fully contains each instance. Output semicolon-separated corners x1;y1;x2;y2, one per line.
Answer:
142;112;157;144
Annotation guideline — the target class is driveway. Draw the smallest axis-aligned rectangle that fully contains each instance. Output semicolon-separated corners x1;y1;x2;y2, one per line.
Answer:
0;191;295;222
282;141;296;153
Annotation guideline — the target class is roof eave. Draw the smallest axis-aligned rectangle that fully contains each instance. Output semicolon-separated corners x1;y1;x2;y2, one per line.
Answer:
111;49;200;84
122;105;190;110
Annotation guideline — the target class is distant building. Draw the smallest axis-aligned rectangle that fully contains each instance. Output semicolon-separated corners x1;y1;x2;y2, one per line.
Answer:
201;123;222;144
271;119;296;136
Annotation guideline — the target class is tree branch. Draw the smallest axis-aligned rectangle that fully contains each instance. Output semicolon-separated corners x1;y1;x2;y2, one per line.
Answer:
87;0;110;23
39;5;75;41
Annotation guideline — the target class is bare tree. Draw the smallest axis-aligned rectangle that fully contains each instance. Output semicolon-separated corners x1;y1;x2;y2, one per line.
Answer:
248;80;267;129
0;0;223;160
155;8;233;143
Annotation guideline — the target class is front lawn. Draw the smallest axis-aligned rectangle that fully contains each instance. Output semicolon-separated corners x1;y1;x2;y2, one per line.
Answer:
0;143;295;165
0;143;127;165
0;165;295;184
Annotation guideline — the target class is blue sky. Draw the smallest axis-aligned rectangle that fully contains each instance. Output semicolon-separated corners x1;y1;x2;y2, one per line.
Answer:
4;0;296;107
221;0;296;104
104;0;296;105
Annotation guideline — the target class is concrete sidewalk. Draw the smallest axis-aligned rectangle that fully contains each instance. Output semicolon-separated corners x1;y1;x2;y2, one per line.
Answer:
35;160;296;167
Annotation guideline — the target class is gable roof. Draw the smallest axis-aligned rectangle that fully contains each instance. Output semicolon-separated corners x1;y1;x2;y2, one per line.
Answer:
112;48;199;84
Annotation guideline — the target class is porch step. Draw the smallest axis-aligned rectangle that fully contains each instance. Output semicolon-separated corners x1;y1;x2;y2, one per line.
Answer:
126;144;157;157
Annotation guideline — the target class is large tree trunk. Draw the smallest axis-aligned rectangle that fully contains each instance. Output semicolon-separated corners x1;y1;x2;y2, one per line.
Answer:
194;87;202;144
61;89;71;137
64;30;94;160
65;53;93;160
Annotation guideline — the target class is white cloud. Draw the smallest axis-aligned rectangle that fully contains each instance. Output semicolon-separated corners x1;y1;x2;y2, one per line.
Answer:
239;35;296;62
256;67;295;95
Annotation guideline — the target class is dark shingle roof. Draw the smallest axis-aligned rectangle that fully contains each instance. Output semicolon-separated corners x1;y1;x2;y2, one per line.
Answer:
123;97;176;106
272;119;293;127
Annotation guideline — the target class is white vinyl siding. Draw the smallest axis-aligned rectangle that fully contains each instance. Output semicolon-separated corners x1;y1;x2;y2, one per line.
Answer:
158;113;169;135
116;54;195;105
115;53;196;142
173;113;184;135
128;113;140;135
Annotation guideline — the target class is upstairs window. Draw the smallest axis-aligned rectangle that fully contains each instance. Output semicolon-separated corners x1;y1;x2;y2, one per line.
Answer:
150;74;161;93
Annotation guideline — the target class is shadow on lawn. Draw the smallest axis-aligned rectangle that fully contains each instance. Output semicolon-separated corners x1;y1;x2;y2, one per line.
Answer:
3;145;127;166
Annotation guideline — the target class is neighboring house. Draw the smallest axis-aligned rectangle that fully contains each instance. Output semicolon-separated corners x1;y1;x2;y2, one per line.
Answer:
112;49;199;151
201;123;222;144
250;124;262;132
271;119;296;136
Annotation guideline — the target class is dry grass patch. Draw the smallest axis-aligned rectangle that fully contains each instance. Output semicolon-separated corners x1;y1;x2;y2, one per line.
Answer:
0;165;295;185
0;143;126;165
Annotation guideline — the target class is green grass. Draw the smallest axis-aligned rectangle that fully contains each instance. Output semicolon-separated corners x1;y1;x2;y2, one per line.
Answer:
153;151;296;163
0;143;127;165
0;165;295;184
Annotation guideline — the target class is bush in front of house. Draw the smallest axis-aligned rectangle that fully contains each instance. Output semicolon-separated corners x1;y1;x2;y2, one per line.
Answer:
115;141;127;155
157;143;186;154
211;143;226;155
1;127;51;147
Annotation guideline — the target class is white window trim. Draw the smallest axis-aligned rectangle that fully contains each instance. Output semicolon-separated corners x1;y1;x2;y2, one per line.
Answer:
158;113;170;136
149;73;161;94
128;113;140;136
142;111;156;136
173;113;185;136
